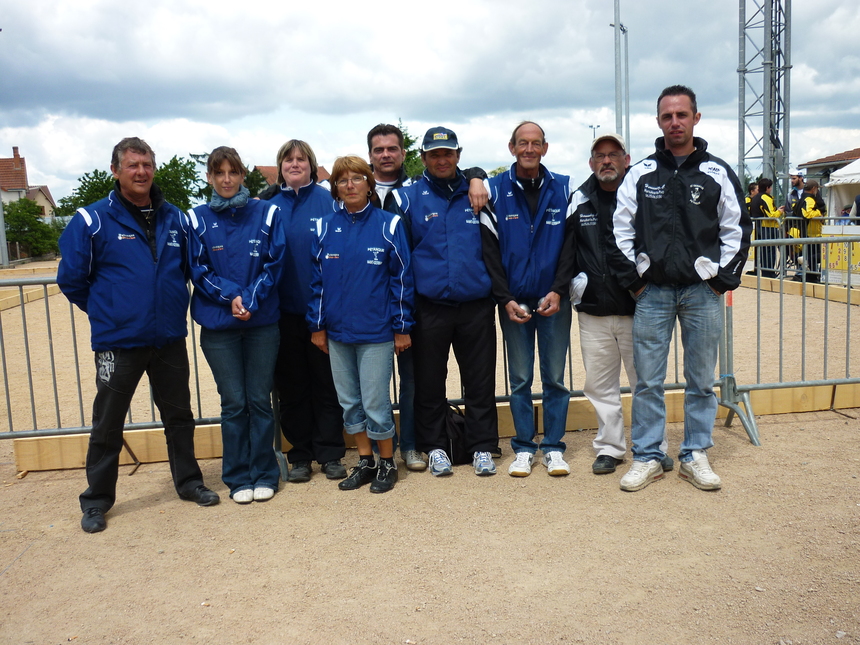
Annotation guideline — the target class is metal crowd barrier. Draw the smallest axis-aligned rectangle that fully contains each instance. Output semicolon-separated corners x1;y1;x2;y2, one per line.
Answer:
0;227;857;445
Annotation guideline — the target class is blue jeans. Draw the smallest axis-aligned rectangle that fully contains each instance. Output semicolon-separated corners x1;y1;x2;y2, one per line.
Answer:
201;324;280;496
499;300;572;455
631;282;722;463
328;340;396;441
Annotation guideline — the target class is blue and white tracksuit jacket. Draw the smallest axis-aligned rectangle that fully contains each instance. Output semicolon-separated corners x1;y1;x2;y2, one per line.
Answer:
307;203;413;344
187;199;285;330
58;190;191;351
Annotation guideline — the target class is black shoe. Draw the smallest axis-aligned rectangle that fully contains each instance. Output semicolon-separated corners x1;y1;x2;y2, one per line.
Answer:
321;459;347;480
288;461;312;483
592;455;623;474
338;458;377;490
370;459;398;494
661;456;675;472
81;508;107;533
180;484;220;506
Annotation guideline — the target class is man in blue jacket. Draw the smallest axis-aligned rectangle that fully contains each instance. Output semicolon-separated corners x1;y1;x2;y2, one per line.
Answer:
58;137;219;533
480;122;575;478
389;127;500;477
611;86;751;492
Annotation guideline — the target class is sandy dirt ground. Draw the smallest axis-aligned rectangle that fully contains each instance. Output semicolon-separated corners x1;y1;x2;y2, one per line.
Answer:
0;261;859;644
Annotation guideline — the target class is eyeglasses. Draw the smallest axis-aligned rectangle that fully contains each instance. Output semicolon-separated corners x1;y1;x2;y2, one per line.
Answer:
335;175;367;187
591;151;625;162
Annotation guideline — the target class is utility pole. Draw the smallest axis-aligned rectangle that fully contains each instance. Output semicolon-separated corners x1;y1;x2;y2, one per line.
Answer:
588;124;601;140
0;28;8;266
613;0;623;137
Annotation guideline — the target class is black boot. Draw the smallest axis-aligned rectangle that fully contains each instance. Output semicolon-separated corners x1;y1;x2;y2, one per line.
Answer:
370;457;398;493
338;457;377;490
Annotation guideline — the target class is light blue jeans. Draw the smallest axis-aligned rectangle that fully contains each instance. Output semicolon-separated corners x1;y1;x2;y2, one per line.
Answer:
630;282;722;463
201;323;280;496
499;300;572;455
328;340;396;441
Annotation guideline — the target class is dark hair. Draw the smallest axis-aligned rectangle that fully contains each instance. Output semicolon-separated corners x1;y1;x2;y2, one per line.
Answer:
757;178;773;191
206;146;246;176
111;137;155;169
657;85;698;115
275;140;319;185
367;124;404;152
329;155;377;205
509;121;546;146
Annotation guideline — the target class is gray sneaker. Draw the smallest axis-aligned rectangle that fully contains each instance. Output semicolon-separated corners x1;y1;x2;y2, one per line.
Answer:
678;450;722;490
402;450;427;472
619;460;664;492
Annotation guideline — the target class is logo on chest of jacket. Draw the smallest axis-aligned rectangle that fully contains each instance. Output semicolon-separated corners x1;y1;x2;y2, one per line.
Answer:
325;253;340;260
422;190;430;196
579;212;597;227
211;245;224;252
505;213;519;221
690;184;704;206
544;207;562;225
117;233;136;241
506;191;514;198
367;247;384;266
644;183;666;199
249;238;261;257
211;221;218;228
425;212;439;222
465;210;479;224
167;230;180;248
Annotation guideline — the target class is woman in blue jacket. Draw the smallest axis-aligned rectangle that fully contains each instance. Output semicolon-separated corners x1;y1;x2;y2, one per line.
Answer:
307;156;414;493
188;147;286;504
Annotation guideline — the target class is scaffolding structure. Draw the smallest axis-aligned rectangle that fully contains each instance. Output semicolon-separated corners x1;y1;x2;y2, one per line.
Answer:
738;0;791;202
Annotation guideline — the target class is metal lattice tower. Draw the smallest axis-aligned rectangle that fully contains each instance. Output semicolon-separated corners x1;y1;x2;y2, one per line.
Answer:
738;0;791;201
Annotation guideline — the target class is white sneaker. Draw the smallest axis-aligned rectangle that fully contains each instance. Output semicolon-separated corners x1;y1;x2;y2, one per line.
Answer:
232;489;254;504
619;460;664;492
678;450;722;490
253;486;275;501
508;452;534;477
428;449;453;476
402;450;428;472
472;451;497;476
541;451;570;476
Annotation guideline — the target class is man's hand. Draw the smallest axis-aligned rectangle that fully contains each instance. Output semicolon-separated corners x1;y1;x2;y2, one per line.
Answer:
394;333;411;355
536;292;560;317
504;301;531;324
468;178;488;214
311;330;328;354
232;296;251;321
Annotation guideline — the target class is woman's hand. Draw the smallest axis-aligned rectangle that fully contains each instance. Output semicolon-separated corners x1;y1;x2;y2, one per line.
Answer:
311;330;328;354
232;296;251;321
394;333;412;355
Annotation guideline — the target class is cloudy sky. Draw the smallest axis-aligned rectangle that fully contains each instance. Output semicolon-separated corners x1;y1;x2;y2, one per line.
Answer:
2;0;859;201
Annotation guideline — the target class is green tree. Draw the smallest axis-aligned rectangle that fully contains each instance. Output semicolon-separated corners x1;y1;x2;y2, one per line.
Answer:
153;155;199;211
488;166;509;177
399;119;425;179
4;198;59;256
53;169;114;220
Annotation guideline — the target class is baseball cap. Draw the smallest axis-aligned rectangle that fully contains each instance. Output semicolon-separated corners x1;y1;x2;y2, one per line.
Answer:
421;126;460;152
788;167;799;176
591;132;627;154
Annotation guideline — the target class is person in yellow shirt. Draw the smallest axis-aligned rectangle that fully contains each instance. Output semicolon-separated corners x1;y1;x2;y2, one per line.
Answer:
748;178;784;278
792;179;827;283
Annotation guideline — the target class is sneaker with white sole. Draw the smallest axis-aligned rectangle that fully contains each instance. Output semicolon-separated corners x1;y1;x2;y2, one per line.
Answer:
473;451;496;476
542;451;570;476
678;450;722;490
232;489;254;504
428;449;453;477
619;460;664;492
402;450;427;472
508;452;534;477
253;486;275;501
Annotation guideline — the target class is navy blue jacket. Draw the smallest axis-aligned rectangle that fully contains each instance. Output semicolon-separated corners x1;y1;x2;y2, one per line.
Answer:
307;203;413;344
480;163;574;304
58;190;191;351
187;199;285;330
265;182;336;316
389;171;492;303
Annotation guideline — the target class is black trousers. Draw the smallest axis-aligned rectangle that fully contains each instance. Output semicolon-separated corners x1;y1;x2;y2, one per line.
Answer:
80;339;204;512
412;297;499;455
272;313;345;464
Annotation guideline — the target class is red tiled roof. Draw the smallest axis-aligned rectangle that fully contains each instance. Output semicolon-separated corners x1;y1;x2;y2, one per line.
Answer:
0;147;28;191
26;185;57;208
255;165;331;184
799;147;860;169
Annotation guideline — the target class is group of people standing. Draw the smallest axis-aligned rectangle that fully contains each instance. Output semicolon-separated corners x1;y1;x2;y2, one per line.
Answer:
747;168;827;281
58;83;751;534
